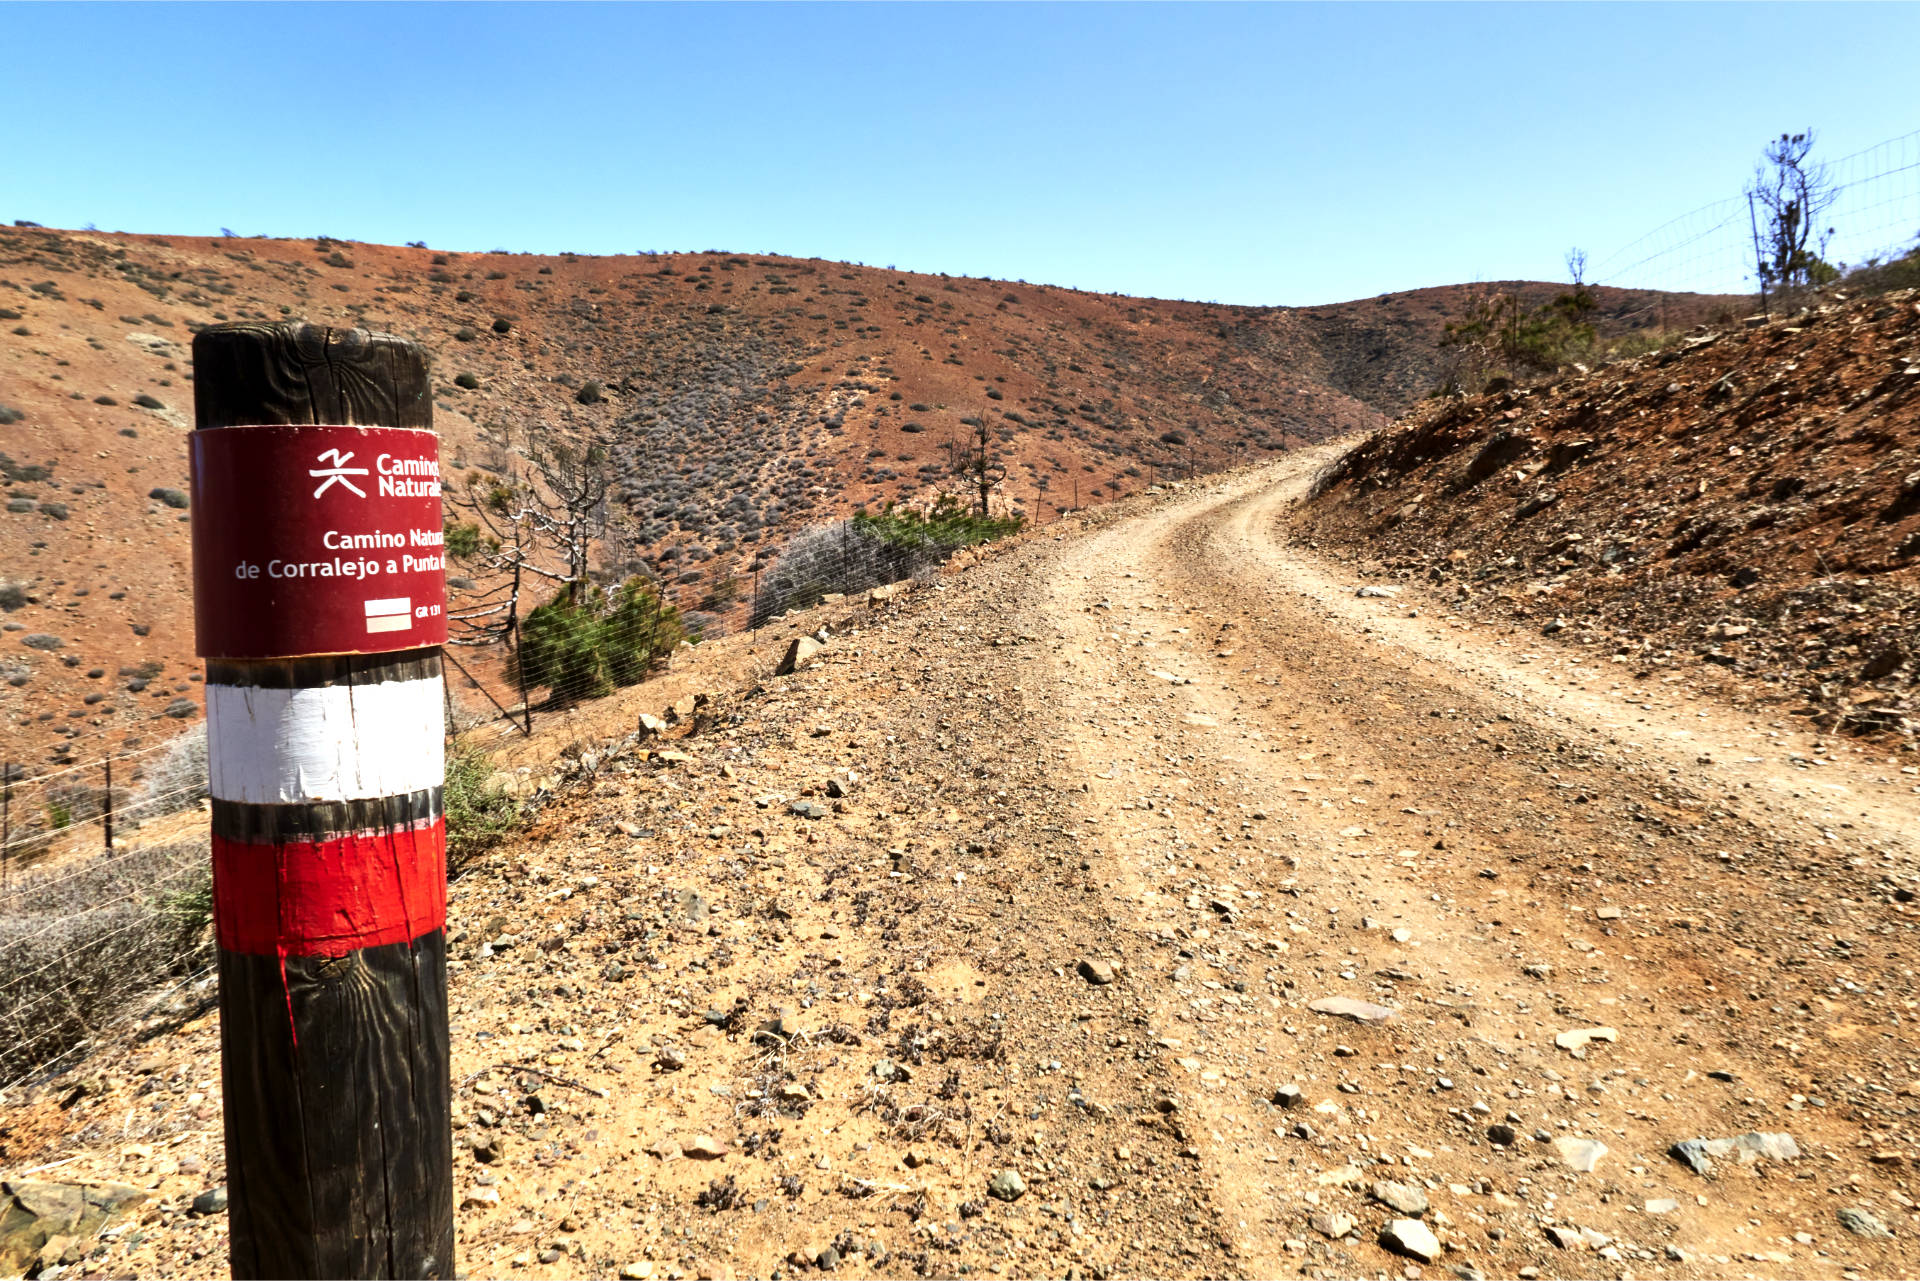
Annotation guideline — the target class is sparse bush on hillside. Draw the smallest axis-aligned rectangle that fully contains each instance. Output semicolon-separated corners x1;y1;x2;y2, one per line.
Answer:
750;497;1022;626
1838;241;1920;297
445;737;522;878
455;372;480;389
128;724;208;823
445;521;483;558
509;578;686;706
1431;280;1681;393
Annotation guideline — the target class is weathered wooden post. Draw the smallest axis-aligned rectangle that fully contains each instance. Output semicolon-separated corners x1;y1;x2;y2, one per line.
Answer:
190;323;453;1279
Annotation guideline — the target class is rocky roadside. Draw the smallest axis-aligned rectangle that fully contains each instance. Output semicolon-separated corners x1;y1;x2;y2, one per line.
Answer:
1296;290;1920;743
0;541;1244;1280
6;465;1920;1281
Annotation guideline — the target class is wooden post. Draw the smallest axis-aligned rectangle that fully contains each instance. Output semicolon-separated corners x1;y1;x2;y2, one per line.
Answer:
1748;191;1771;318
512;611;533;735
190;322;453;1279
102;757;112;852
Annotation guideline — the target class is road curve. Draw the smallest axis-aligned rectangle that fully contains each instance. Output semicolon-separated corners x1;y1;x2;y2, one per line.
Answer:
1005;450;1920;1277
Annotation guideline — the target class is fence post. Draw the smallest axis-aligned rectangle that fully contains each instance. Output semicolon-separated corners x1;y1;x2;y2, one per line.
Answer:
1747;192;1771;318
190;322;453;1279
513;613;533;736
102;757;112;853
2;762;9;890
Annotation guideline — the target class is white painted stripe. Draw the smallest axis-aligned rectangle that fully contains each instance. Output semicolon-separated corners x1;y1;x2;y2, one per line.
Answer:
365;614;412;634
364;597;411;616
207;676;445;804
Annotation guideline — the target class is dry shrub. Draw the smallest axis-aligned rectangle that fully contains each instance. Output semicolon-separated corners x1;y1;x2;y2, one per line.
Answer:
0;835;210;1081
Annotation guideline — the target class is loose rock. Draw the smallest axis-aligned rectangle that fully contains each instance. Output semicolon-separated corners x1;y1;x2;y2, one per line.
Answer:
1552;1026;1617;1055
1308;996;1396;1024
1553;1137;1607;1173
1380;1218;1441;1262
1669;1131;1800;1176
1309;1211;1354;1239
1838;1206;1894;1239
1371;1179;1429;1216
777;636;823;675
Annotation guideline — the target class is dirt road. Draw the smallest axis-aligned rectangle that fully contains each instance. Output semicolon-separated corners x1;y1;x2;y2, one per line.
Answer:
1004;447;1920;1277
12;450;1920;1280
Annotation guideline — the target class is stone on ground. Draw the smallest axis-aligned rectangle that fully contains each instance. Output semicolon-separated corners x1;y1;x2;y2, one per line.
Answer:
776;635;823;675
1380;1218;1441;1262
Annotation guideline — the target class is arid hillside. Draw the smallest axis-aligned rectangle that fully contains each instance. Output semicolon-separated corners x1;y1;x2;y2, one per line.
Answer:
1297;289;1920;737
1290;280;1741;418
0;224;1705;770
12;459;1920;1280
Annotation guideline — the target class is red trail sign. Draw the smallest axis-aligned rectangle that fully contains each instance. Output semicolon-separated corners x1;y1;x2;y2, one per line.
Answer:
190;423;447;659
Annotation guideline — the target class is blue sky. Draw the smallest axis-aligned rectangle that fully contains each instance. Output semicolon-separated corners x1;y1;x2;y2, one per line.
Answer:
3;2;1915;306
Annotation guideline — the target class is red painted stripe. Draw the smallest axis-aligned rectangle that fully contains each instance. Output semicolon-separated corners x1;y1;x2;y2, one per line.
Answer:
212;817;447;957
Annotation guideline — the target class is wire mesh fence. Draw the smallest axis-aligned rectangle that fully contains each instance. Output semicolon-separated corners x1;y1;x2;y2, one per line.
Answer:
0;497;1053;1087
1592;128;1920;300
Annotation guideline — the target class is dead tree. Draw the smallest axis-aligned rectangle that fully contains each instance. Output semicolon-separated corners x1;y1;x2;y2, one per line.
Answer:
965;415;1006;516
1749;130;1838;291
445;419;612;650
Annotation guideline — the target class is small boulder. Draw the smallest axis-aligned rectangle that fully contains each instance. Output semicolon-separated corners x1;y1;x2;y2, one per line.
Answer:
1308;996;1396;1024
683;1135;728;1160
1380;1218;1441;1262
1553;1137;1607;1173
1370;1180;1428;1216
777;636;823;674
1552;1026;1617;1055
1838;1206;1894;1239
1669;1131;1800;1176
1309;1211;1354;1239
